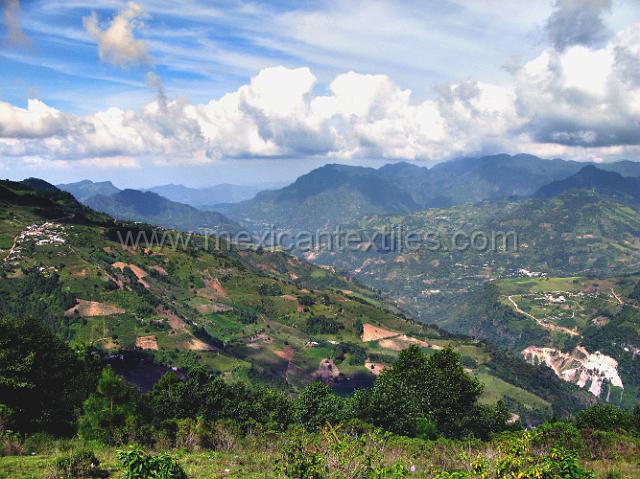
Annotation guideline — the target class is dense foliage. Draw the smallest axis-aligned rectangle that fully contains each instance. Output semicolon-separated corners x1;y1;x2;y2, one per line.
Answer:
0;316;95;435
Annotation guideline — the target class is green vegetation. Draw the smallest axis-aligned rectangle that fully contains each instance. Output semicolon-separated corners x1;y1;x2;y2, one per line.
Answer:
2;177;640;477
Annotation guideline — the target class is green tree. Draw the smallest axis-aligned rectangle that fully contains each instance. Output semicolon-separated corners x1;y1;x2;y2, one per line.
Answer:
79;366;140;444
0;316;92;435
364;346;486;437
629;280;640;301
293;382;345;431
253;386;293;430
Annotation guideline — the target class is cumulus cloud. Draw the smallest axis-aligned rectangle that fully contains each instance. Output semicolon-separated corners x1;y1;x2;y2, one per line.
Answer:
83;2;149;67
545;0;612;52
0;99;68;138
3;0;29;46
514;23;640;148
1;22;639;167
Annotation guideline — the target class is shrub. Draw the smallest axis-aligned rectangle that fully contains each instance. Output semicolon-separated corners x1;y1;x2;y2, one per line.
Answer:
0;430;24;456
531;421;583;452
275;440;325;479
576;404;633;432
416;417;439;441
51;450;104;479
275;424;409;478
117;448;188;479
433;432;595;479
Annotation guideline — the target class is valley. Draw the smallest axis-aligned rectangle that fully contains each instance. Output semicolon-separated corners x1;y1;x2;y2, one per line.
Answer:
1;178;579;423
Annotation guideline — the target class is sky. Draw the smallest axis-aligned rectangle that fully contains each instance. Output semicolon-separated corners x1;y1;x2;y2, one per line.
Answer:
0;0;639;188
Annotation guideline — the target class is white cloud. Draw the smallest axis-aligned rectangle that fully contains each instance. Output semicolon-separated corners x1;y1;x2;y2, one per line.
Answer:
0;99;69;138
514;23;640;148
83;1;149;67
1;22;639;168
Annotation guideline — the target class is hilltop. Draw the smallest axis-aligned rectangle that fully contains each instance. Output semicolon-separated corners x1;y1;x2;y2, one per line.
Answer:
58;179;121;202
534;165;640;205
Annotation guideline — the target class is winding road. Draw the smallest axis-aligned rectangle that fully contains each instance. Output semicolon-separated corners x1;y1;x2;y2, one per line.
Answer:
507;295;580;337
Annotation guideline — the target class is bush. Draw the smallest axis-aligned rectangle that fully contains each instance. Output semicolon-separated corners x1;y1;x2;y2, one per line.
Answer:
276;440;325;479
531;421;583;452
433;432;595;479
581;430;619;460
0;430;24;456
117;448;188;479
51;450;105;479
275;424;409;478
576;404;633;432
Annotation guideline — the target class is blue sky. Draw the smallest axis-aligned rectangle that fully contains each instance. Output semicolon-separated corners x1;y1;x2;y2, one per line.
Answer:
1;0;639;188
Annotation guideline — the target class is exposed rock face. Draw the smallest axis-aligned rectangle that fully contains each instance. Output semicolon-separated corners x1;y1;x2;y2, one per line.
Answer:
522;345;623;399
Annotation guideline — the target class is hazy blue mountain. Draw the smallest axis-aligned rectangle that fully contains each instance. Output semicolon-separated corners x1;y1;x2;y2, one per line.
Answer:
216;163;419;229
84;189;239;233
534;165;640;205
147;182;283;207
57;179;121;201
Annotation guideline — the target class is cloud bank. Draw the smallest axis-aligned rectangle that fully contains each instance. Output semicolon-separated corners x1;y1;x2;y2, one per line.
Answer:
0;21;639;167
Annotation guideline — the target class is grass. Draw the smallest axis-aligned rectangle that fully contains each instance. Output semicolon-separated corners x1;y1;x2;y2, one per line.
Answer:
2;434;640;479
475;369;551;412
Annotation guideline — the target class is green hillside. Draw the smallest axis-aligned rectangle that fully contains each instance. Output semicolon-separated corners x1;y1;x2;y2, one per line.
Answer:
306;191;640;405
0;178;584;423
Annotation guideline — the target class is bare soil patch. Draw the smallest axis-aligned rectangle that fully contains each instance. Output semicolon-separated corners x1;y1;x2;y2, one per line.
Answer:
196;302;233;314
313;358;341;382
361;323;398;342
281;294;304;312
149;265;168;276
187;338;213;351
274;346;295;362
197;271;229;299
136;335;159;350
64;299;125;317
155;306;187;331
245;333;273;349
112;262;150;288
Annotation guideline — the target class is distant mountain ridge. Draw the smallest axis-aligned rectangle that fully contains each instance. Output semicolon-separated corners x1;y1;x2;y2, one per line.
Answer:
147;183;281;207
57;179;120;201
84;189;239;233
215;163;421;229
218;154;640;230
534;165;640;205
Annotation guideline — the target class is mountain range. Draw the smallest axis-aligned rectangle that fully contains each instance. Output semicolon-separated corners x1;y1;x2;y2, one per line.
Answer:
146;182;284;207
83;189;240;234
30;152;640;407
217;154;640;230
0;177;592;422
